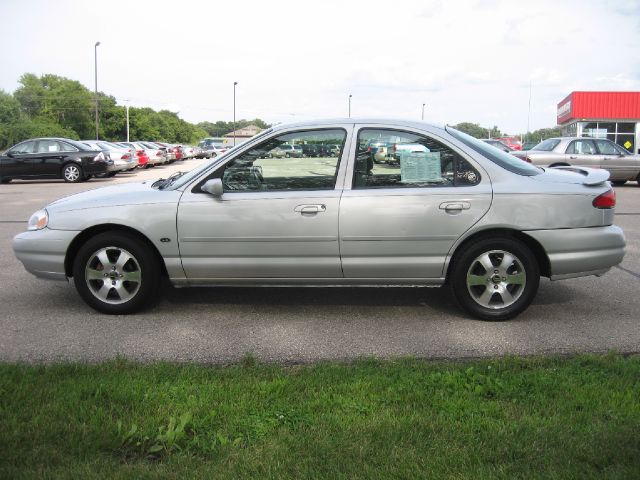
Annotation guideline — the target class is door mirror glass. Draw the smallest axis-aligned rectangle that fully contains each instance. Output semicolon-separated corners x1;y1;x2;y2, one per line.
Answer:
201;178;224;197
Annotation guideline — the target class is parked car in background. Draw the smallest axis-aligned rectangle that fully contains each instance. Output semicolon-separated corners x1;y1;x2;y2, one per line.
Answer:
0;137;110;183
481;139;513;152
272;144;303;158
80;141;138;175
511;137;640;185
12;119;625;321
138;142;169;165
301;144;320;157
117;142;150;168
495;136;522;151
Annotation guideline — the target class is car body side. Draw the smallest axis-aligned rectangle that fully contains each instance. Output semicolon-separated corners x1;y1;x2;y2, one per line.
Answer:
13;120;625;289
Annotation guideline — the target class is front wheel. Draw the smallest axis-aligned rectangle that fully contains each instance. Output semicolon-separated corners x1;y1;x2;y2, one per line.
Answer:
72;232;161;314
450;237;540;321
62;163;84;183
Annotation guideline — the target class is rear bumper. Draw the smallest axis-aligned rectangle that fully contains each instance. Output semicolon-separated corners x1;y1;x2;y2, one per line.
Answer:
525;225;626;280
13;228;78;281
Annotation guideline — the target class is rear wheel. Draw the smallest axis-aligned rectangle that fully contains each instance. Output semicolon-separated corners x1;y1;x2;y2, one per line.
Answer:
450;237;540;321
72;231;161;314
611;180;626;186
62;163;83;183
0;178;11;184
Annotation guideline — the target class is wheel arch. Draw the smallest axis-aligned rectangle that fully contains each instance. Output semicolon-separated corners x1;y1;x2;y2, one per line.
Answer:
445;228;551;280
64;223;169;278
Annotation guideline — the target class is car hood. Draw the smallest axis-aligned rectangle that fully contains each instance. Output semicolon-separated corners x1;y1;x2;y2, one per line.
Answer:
531;166;610;186
46;181;179;213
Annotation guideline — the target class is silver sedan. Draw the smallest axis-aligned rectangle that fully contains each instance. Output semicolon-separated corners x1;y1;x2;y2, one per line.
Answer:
513;137;640;185
13;119;626;321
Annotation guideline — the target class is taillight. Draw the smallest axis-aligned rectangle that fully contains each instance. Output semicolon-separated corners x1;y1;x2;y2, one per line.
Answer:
157;150;163;156
392;144;397;152
522;156;531;163
593;189;616;209
122;154;130;160
136;149;144;156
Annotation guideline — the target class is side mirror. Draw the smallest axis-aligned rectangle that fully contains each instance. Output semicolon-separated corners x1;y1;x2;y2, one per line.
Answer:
201;178;224;197
5;151;14;158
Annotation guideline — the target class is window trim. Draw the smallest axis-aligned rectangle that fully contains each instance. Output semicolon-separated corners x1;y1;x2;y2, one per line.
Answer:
351;127;481;190
190;127;349;194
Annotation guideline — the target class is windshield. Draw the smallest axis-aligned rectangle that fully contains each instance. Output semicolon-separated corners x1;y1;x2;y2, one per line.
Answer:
168;128;273;190
531;139;561;151
447;127;542;176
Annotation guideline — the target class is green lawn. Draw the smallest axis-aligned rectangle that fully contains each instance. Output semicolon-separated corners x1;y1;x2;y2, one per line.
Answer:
1;354;639;479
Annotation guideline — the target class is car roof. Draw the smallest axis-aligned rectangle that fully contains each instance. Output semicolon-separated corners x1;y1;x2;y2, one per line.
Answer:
269;118;445;133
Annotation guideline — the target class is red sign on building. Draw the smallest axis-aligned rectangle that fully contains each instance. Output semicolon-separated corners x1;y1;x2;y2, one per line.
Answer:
557;92;640;124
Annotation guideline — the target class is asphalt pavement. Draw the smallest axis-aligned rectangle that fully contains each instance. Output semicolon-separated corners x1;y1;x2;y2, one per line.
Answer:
1;160;639;363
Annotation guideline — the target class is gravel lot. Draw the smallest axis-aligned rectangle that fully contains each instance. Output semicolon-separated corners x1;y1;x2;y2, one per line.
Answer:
1;159;639;363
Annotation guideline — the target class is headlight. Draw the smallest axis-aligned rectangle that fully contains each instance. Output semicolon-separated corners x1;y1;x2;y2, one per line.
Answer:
27;209;48;231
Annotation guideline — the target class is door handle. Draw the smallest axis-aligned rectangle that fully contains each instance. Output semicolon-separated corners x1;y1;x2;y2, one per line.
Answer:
569;156;578;160
294;204;326;214
439;201;470;211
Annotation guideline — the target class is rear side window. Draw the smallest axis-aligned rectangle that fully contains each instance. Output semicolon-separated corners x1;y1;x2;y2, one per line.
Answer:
354;128;481;189
594;140;618;155
532;139;561;151
566;140;596;155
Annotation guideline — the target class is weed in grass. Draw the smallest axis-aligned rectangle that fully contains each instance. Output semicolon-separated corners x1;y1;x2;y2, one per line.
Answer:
117;412;194;458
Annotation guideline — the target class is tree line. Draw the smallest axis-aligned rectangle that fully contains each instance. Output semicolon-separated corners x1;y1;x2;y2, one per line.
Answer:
0;73;562;151
0;73;272;150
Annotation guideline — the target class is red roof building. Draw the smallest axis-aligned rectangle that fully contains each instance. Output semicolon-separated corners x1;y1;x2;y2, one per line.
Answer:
557;91;640;153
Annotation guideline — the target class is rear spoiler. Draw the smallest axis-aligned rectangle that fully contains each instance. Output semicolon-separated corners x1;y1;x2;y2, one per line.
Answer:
551;166;610;186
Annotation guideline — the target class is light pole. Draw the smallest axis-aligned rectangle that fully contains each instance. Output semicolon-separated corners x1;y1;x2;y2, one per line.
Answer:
123;99;130;142
348;94;352;118
233;82;238;146
421;103;426;121
94;41;100;140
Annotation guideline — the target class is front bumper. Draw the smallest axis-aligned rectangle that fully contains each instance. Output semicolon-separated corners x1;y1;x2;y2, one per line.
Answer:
13;228;79;281
526;225;626;280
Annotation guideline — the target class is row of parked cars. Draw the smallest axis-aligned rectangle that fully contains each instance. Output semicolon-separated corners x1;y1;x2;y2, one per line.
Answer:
0;138;209;183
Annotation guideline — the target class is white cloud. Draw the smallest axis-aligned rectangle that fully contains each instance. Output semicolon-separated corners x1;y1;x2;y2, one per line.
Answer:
0;0;639;133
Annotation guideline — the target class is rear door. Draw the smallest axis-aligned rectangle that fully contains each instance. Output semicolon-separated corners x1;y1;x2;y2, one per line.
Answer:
565;139;599;168
339;126;492;280
34;139;68;177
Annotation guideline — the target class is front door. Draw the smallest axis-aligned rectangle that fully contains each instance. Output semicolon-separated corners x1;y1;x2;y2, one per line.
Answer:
594;139;640;181
2;140;38;179
177;127;350;281
339;127;492;279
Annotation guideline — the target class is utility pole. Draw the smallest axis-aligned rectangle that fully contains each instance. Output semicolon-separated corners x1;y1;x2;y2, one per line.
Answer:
421;103;426;121
348;94;352;118
94;41;101;140
526;80;532;141
233;82;238;146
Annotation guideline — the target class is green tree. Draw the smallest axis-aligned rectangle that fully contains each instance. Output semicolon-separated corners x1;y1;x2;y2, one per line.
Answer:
452;122;502;139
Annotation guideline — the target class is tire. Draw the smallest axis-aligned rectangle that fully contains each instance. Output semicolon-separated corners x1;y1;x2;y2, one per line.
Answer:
285;153;290;158
72;231;161;314
0;178;11;184
62;163;83;183
450;237;540;321
611;180;626;186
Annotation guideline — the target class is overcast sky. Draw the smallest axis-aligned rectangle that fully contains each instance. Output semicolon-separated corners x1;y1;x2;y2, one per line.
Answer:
1;0;639;134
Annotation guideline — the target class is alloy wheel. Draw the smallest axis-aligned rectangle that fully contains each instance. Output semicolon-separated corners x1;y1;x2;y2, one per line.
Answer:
84;246;141;304
466;250;526;309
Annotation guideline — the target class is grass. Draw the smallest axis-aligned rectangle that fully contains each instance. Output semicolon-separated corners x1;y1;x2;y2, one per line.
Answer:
0;353;639;479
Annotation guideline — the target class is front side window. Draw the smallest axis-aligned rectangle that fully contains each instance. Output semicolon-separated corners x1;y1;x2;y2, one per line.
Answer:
220;129;346;192
595;140;618;155
567;140;596;155
9;141;36;154
354;129;480;189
